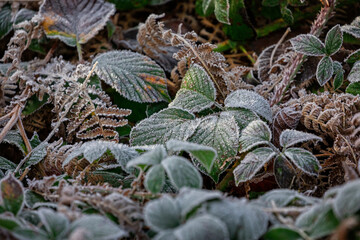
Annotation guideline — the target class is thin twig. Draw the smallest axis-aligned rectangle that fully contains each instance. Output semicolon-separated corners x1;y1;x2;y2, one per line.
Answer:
270;27;291;67
17;118;32;153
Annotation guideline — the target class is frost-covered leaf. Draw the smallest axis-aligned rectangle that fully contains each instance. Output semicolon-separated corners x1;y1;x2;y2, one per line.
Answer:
333;61;344;90
0;156;16;171
325;25;343;56
94;50;170;103
14;8;36;24
280;129;322;148
24;142;48;168
233;147;276;185
39;0;115;46
0;4;12;40
284;148;320;175
162;156;202;190
202;0;215;15
127;145;166;169
348;61;360;83
166;140;217;173
154;231;177;240
176;188;222;218
144;195;181;231
345;49;360;64
189;114;239;182
2;131;25;155
70;215;127;240
274;156;296;188
341;16;360;39
346;82;360;95
130;108;200;146
225;90;272;122
145;165;166;194
0;174;24;215
290;34;326;56
295;202;339;238
207;200;269;240
239;120;272;153
262;0;280;7
38;208;69;239
281;5;293;24
170;64;216;113
63;141;138;172
316;56;334;86
0;215;21;230
221;109;259;131
333;179;360;219
214;0;230;25
24;190;47;209
174;214;229;240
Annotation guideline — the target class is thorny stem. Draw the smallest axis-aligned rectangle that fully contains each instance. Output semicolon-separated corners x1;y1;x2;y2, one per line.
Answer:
271;1;336;106
14;63;98;174
176;35;226;99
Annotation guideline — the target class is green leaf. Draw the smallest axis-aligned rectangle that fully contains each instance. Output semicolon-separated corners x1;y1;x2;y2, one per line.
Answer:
273;155;296;188
279;129;322;148
222;109;259;131
145;165;166;194
39;0;115;47
166;140;217;173
23;95;49;116
345;49;360;64
348;61;360;83
70;215;128;240
0;156;16;171
280;5;293;25
0;174;24;216
262;0;280;7
202;0;215;16
0;215;21;230
295;202;339;238
127;145;167;169
108;0;147;10
233;147;276;185
14;8;36;24
332;61;344;90
346;82;360;95
284;148;320;175
25;143;48;168
94;50;170;103
341;16;360;39
333;179;360;219
130;108;200;146
0;4;13;40
214;0;230;25
290;34;326;56
38;208;69;239
174;215;229;240
144;195;181;231
325;25;343;56
239;120;272;153
316;56;334;86
224;90;272;122
264;226;302;240
176;188;222;218
24;190;47;209
170;64;216;113
189;113;239;183
162;156;202;189
2;130;26;155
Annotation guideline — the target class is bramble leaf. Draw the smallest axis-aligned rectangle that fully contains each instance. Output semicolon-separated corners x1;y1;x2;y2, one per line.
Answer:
170;64;216;113
202;0;215;15
0;174;24;216
325;25;343;56
341;16;360;39
145;164;166;194
284;148;321;175
348;61;360;83
345;49;360;64
214;0;230;25
233;147;276;185
38;208;69;239
39;0;115;47
94;50;170;103
333;179;360;219
239;120;272;153
290;34;326;56
0;4;13;40
166;140;217;173
126;145;166;169
162;156;202;190
189;113;239;183
130;108;200;146
316;56;334;86
0;156;16;171
225;90;272;122
280;129;322;148
346;82;360;95
333;61;344;90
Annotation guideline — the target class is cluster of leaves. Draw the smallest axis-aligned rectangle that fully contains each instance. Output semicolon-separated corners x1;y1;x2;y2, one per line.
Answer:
1;0;360;239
